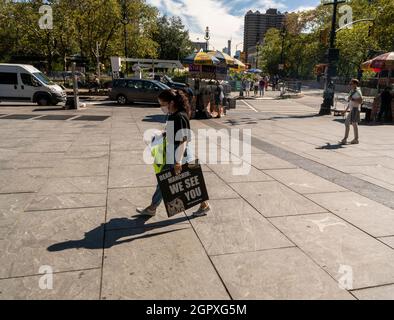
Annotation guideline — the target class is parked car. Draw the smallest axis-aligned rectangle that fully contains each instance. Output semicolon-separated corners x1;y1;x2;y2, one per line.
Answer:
0;64;67;106
109;78;171;105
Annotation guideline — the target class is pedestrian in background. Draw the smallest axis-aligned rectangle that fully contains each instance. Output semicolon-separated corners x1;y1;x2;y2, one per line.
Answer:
244;78;250;97
341;79;363;145
253;78;259;96
259;77;266;97
214;81;224;118
377;86;392;123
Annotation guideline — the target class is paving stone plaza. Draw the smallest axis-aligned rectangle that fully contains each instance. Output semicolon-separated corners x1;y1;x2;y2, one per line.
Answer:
1;90;394;300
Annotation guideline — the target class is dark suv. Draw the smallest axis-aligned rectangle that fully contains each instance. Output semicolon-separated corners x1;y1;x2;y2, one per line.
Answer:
109;79;170;105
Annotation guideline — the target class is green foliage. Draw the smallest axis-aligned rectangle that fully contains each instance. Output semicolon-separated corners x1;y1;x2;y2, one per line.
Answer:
258;0;394;79
0;0;192;71
152;15;193;60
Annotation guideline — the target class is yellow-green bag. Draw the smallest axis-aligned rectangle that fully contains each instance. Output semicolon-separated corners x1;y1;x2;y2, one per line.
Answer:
151;135;167;174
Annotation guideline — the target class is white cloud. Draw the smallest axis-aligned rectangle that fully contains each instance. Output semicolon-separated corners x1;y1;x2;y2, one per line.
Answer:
291;5;316;12
146;0;293;52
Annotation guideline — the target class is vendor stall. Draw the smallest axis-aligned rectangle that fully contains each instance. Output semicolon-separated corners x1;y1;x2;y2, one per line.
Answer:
361;52;394;122
183;50;236;118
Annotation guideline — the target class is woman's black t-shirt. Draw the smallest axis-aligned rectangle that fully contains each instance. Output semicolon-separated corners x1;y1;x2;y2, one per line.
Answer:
166;110;191;161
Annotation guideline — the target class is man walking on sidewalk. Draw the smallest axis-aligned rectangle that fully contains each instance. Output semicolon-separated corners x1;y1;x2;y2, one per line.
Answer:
377;86;393;123
259;78;266;97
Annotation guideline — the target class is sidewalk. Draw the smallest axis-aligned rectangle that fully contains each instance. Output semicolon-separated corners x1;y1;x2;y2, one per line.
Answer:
0;99;394;299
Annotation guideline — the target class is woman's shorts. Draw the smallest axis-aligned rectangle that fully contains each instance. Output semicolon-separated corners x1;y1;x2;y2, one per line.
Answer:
346;108;361;125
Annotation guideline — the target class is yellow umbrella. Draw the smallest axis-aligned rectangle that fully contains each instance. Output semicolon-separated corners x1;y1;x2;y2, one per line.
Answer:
183;51;220;65
207;51;235;66
230;58;246;72
361;59;381;72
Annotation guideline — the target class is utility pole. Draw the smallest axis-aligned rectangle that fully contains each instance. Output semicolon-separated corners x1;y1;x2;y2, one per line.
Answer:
280;25;286;77
319;0;346;116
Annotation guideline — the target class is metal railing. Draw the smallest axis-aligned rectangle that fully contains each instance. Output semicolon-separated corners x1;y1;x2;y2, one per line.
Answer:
284;80;302;93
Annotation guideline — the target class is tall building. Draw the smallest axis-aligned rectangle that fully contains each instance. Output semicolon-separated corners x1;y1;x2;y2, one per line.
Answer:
243;8;286;61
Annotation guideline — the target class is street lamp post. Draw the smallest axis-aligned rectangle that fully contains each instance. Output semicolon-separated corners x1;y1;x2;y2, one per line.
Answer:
280;26;286;77
319;0;346;116
121;0;129;77
204;27;210;52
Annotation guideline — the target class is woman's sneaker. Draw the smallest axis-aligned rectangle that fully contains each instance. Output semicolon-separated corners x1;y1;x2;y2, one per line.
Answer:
339;139;347;145
136;207;156;217
192;204;211;217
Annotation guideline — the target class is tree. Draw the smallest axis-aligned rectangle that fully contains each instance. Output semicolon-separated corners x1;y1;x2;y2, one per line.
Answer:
152;15;193;60
257;0;394;80
0;0;164;71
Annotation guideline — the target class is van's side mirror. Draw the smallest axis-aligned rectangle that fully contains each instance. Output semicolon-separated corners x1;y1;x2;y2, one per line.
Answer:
32;80;41;87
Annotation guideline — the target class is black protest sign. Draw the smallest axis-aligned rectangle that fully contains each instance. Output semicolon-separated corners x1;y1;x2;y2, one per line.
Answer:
156;163;209;217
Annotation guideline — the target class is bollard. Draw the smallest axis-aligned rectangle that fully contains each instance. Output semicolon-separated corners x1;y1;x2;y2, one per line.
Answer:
72;62;79;110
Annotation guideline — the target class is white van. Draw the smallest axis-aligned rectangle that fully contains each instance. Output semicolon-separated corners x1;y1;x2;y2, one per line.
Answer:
0;64;67;106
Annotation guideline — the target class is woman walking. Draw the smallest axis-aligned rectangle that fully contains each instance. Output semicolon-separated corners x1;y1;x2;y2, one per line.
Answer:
340;79;363;145
137;89;211;217
253;78;259;97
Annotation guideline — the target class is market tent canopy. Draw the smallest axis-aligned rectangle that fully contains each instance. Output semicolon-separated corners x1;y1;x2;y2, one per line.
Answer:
247;68;262;74
361;59;381;72
230;58;246;72
206;51;235;66
366;52;394;70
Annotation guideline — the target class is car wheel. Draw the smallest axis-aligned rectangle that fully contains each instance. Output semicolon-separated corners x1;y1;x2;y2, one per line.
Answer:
117;95;127;105
37;96;50;106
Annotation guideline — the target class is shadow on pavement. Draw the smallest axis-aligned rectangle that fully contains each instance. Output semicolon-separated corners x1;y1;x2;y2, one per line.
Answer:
316;143;345;150
33;107;66;112
142;114;167;123
47;215;193;252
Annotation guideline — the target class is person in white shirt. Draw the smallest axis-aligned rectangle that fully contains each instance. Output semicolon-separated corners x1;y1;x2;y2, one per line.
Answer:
244;79;251;97
340;79;363;145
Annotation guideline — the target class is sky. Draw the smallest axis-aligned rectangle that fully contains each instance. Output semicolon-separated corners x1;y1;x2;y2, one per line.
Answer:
146;0;320;52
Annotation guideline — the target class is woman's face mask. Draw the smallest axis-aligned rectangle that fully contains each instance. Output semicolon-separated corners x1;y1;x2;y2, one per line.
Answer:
160;105;169;114
158;99;169;114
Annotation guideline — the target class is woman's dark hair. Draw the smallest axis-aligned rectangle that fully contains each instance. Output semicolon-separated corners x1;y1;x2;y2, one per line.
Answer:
158;89;191;118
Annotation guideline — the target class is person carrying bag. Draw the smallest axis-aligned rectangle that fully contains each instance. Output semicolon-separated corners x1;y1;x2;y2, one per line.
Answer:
137;89;211;218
